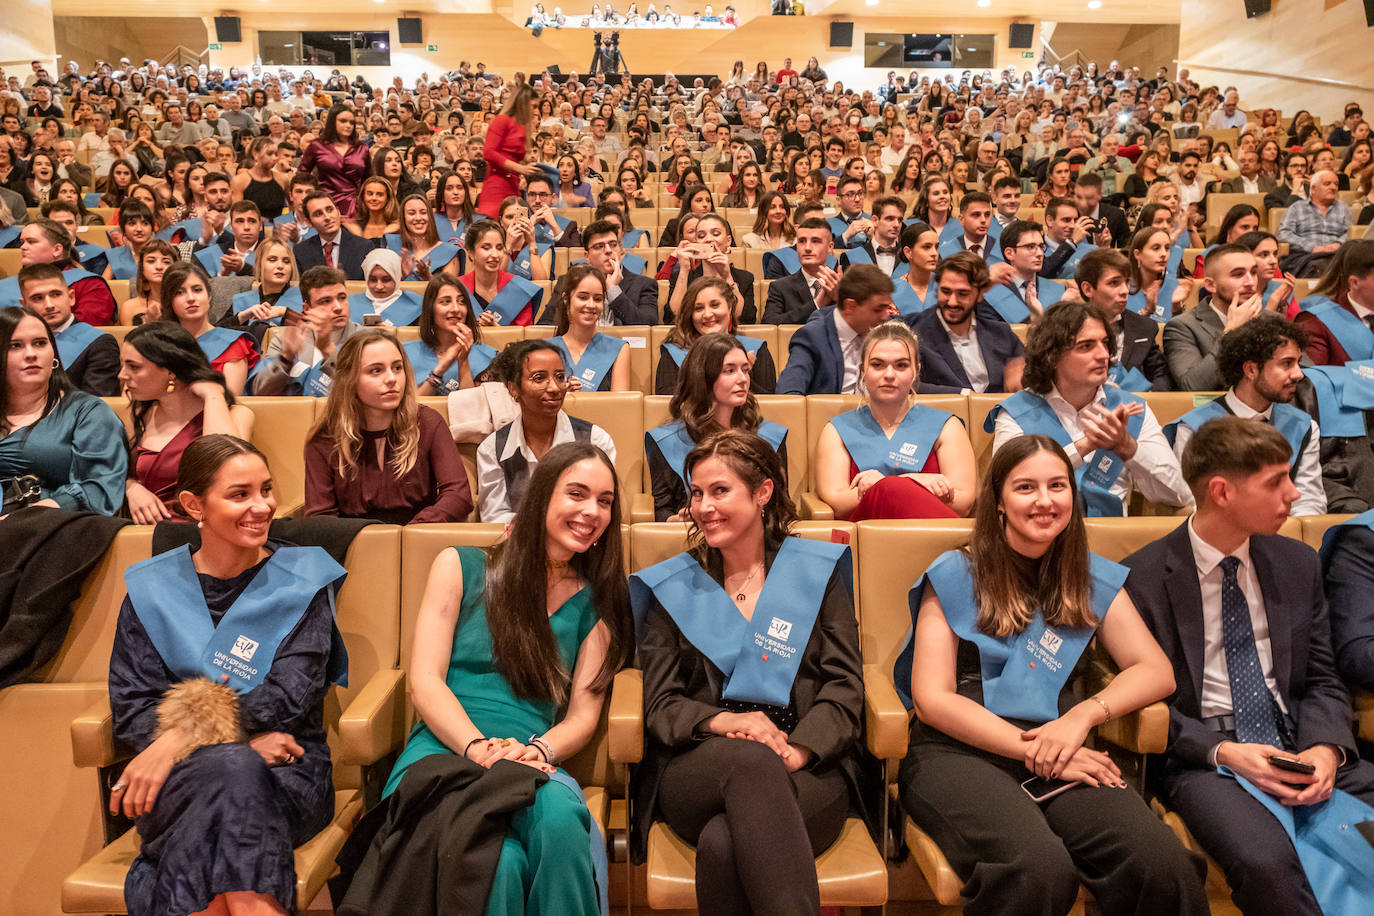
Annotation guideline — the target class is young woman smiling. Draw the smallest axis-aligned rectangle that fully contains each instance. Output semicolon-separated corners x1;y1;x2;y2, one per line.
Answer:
160;262;259;394
656;277;775;395
548;263;630;393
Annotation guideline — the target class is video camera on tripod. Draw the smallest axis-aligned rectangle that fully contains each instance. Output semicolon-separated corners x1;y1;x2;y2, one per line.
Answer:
589;30;628;76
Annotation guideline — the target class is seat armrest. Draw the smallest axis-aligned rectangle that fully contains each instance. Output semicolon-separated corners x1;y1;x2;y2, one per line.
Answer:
797;492;835;521
608;668;644;765
629;492;655;525
71;693;121;769
1096;702;1169;755
337;668;408;766
1354;688;1374;743
863;666;910;762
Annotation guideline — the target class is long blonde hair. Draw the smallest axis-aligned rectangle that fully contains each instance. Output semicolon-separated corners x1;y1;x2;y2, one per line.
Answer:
314;329;421;479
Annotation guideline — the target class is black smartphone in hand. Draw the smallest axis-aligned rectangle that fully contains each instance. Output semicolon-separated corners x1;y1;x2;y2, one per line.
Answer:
1268;754;1317;775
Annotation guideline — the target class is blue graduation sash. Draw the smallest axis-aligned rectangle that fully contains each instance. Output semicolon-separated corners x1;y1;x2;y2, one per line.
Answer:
197;326;252;364
646;418;787;489
983;277;1066;323
1300;296;1374;361
1165;396;1310;470
0;268;105;308
622;251;647;276
1108;363;1153;392
55;322;109;369
232;286;302;325
403;339;498;391
420;241;464;275
348;290;423;326
938;220;961;243
622;228;647;249
891;276;939;317
628;538;851;706
1226;771;1374;916
893;549;1126;718
1126;241;1185;323
123;545;349;692
1304;363;1374;437
76;244;108;276
106;244;138;280
0;225;19;248
193;244;225;275
434;214;467;244
829;214;870;249
551;333;627;391
1051;241;1097;280
662;335;764;367
1319;509;1374;563
842;247;872;266
762;247;838;277
382;234;403;254
829;405;953;476
247;343;332;397
508;240;554;280
1265;277;1291;307
534;214;572;247
483;275;542;325
82;192;103;208
157;218;202;243
273;213;317;241
986;388;1145;517
939;234;1006;264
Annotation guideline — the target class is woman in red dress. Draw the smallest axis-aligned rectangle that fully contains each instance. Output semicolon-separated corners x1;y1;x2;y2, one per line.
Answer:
477;82;538;219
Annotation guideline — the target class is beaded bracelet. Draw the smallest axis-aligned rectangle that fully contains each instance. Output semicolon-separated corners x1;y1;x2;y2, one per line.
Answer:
528;735;557;765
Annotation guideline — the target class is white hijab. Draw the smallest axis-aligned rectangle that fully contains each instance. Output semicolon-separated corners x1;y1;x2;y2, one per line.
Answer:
362;247;404;311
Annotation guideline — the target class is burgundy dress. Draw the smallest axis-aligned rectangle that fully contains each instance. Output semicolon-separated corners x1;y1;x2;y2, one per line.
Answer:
477;114;527;219
845;450;957;521
135;413;203;511
299;139;370;219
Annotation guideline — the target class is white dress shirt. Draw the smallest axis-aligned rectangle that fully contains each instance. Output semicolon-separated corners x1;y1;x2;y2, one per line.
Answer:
1170;391;1326;518
1185;519;1286;720
475;410;618;523
834;309;864;394
1241;175;1261;195
939;312;990;392
992;384;1193;508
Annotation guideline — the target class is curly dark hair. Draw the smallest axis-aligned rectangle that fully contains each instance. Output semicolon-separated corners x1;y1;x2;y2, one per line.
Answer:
1022;300;1117;394
1216;312;1309;389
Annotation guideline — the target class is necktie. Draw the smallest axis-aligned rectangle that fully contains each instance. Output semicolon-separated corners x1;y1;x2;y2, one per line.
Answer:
322;240;335;269
1362;314;1374;333
876;247;897;256
809;278;819;305
969;243;981;259
1218;557;1289;748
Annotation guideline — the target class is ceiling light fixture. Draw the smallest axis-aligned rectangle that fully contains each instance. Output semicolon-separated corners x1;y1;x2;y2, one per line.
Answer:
1087;0;1102;7
977;0;991;7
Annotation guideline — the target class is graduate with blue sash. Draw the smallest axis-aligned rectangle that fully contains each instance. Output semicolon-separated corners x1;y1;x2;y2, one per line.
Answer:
828;213;871;249
1299;295;1374;362
549;332;628;392
508;237;555;280
986;386;1147;516
1164;395;1311;471
0;267;105;309
347;290;423;326
231;285;303;327
434;213;467;244
471;273;543;326
762;246;838;279
939;232;1006;264
105;243;140;280
645;418;787;521
828;404;952;480
1127;238;1186;323
661;334;765;369
984;275;1066;324
404;338;498;392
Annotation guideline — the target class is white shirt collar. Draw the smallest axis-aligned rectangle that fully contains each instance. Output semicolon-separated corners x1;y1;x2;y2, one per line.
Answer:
1223;389;1271;421
937;307;977;339
962;233;985;253
1045;383;1106;413
499;410;574;463
1186;515;1253;581
55;314;76;334
834;308;861;347
1349;293;1374;320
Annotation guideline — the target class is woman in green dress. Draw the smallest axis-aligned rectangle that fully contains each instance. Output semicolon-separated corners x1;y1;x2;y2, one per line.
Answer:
381;440;632;914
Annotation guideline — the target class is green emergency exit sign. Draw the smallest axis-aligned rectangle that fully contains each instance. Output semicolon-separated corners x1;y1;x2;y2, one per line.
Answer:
208;43;223;51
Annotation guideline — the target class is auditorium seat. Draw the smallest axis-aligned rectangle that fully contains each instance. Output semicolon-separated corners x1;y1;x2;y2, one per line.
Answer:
596;324;654;393
1144;391;1224;426
1204;193;1267;236
966;392;1008;477
62;524;407;915
612;521;885;910
0;248;22;277
797;394;969;520
776;323;803;372
478;325;526;351
564;390;647;511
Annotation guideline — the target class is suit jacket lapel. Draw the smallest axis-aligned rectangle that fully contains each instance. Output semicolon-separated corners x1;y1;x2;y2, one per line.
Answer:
975;320;1004;389
1250;538;1294;702
927;322;970;388
822;315;844;391
1162;526;1208;712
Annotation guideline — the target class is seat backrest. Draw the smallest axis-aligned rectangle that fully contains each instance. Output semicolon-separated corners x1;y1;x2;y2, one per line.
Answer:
855;520;974;674
967;393;1010;477
328;524;403;790
598;325;654;394
564;391;646;495
1143;391;1220;427
479;325;526;351
1084;516;1302;562
1298;513;1356;551
776;324;804;372
248;397;320;515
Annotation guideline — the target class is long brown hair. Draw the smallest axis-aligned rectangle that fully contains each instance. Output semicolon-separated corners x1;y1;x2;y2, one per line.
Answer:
485;441;631;701
663;276;738;349
669;333;762;442
553;263;607;335
418;274;483;350
312;329;421;479
683;429;795;565
967;435;1094;637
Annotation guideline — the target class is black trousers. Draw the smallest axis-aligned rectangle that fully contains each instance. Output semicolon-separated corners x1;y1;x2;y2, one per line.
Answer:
1164;757;1374;916
899;738;1208;916
657;736;850;916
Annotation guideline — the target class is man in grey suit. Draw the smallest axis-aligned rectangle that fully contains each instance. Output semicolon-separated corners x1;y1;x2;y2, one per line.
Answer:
1216;149;1279;196
53;139;93;190
0;187;28;225
1164;244;1263;390
250;266;363;396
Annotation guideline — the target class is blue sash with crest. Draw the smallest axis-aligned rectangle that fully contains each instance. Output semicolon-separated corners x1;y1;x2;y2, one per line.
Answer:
986;388;1146;517
663;335;764;367
829;214;870;249
434;214;467;244
106;244;138;280
1165;397;1310;470
197;326;252;364
829;405;952;476
984;277;1066;323
1304;363;1374;437
1127;241;1185;323
55;322;109;369
348;290;423;326
647;419;787;488
893;549;1125;719
1300;296;1374;362
891;276;939;317
510;240;554;279
403;339;498;391
1108;363;1153;392
629;539;851;707
123;545;349;692
76;244;109;276
248;344;332;397
483;275;542;325
551;333;627;391
232;287;302;325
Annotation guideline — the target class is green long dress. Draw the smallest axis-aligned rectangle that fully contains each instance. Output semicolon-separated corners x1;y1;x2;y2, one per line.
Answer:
384;546;602;916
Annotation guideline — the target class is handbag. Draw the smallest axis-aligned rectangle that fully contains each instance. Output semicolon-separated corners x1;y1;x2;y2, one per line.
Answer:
1;475;42;514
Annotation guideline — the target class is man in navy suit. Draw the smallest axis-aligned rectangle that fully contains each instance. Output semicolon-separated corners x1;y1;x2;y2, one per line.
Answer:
1124;417;1374;916
293;190;375;280
909;252;1024;392
776;264;895;395
838;196;907;278
762;218;839;325
937;191;1003;264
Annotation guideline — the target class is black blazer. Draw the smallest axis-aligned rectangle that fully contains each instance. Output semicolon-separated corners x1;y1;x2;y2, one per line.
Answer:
633;551;864;860
1319;523;1374;692
1118;308;1173;390
1098;204;1130;249
293;229;376;280
909;304;1024;393
64;332;121;397
1122;525;1356;775
762;270;818;325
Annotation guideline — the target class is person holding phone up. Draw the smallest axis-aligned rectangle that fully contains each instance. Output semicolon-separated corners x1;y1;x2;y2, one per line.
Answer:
895;433;1206;916
250;266;363;397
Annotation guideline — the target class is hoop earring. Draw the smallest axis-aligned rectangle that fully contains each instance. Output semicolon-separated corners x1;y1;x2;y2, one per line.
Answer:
51;357;60;369
166;376;177;393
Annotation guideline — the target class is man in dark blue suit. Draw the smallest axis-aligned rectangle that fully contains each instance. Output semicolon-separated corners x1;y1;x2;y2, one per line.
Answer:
292;190;376;280
776;264;896;395
909;252;1024;392
1123;417;1374;916
1322;515;1374;692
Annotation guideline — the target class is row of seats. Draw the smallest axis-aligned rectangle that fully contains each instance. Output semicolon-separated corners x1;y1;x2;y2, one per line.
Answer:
99;390;1220;522
15;513;1363;915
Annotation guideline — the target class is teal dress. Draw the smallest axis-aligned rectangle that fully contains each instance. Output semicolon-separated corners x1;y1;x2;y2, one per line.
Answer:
385;546;602;916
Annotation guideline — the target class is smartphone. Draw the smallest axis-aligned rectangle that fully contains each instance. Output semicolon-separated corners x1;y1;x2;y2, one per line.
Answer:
363;314;383;327
1021;776;1080;803
281;308;305;327
1268;755;1317;775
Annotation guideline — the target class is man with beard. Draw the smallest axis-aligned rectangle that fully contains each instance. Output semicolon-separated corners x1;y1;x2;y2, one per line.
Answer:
910;252;1024;393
